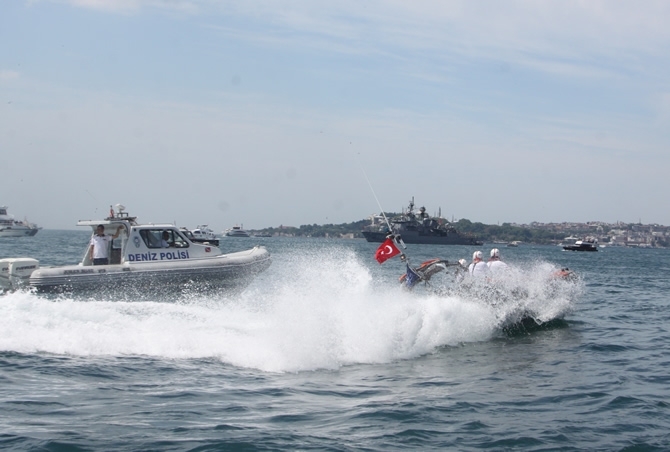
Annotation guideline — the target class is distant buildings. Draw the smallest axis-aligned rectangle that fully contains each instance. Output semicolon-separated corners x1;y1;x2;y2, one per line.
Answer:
515;221;669;248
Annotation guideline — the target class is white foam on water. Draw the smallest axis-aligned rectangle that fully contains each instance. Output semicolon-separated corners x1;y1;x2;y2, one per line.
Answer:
0;249;579;372
422;259;582;327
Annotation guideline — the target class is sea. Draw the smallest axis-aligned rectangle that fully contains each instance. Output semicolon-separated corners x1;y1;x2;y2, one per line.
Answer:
1;230;669;451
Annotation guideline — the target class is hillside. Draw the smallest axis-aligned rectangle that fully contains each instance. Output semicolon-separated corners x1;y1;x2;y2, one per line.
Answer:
248;215;669;247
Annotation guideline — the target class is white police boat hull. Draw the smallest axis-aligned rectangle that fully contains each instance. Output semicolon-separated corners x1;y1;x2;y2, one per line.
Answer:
28;247;270;296
1;207;271;300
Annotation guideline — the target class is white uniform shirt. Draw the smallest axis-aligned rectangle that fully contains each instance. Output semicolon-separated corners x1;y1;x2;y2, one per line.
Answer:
487;260;509;274
468;261;490;278
90;234;112;259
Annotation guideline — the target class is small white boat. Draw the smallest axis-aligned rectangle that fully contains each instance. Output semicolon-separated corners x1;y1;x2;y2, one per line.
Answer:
0;206;270;299
0;206;41;237
182;225;219;246
224;225;250;237
192;225;217;240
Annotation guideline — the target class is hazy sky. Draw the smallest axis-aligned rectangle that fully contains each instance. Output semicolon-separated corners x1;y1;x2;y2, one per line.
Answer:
2;1;669;231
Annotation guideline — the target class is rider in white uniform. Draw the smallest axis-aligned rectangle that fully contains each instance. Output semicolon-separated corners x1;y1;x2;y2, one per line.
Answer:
468;251;490;278
487;248;509;274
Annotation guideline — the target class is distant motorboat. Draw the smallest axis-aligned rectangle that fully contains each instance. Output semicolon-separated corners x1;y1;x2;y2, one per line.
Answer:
0;206;41;237
507;241;521;247
179;225;220;247
191;225;219;246
563;237;598;252
559;236;580;247
224;225;250;237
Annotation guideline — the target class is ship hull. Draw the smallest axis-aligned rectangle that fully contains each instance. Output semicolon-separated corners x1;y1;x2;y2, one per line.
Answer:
362;230;483;246
0;227;40;237
562;245;598;251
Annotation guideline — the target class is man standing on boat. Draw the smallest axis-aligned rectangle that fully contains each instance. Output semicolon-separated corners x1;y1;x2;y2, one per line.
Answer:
89;224;123;265
468;251;490;278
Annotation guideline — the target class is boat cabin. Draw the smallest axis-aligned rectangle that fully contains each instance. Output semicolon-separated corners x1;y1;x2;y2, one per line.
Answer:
78;212;219;266
0;206;13;226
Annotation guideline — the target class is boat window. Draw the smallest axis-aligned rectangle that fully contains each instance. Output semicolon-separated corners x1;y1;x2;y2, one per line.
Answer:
171;230;189;248
139;229;189;249
140;230;163;248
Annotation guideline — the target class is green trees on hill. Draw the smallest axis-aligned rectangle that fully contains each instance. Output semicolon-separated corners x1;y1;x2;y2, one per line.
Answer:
253;219;370;239
451;220;564;244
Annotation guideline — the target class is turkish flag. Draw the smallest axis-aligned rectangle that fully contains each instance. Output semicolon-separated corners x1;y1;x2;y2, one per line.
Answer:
375;238;401;264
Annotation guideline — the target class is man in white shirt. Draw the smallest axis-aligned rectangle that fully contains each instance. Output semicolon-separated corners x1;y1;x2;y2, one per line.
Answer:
468;251;490;278
89;224;123;265
487;248;509;274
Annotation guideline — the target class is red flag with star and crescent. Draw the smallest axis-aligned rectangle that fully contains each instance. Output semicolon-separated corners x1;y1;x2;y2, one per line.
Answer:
375;238;401;264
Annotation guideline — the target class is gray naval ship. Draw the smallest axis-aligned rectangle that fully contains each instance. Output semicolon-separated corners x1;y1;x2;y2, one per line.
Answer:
362;198;483;246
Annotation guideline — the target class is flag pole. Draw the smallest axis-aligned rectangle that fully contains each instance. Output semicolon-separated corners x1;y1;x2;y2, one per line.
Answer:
357;155;407;261
358;162;394;236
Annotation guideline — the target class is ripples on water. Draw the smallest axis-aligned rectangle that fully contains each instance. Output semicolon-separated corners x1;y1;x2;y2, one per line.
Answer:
1;232;670;450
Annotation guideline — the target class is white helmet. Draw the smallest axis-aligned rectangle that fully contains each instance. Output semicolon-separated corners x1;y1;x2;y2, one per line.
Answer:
473;251;483;260
491;248;500;258
458;259;467;267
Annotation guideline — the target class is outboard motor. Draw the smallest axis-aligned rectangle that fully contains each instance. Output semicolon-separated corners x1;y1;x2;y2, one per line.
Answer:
0;258;39;291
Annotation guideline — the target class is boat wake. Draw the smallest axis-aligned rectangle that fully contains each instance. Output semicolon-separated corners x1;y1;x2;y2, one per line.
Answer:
425;261;582;334
0;250;581;372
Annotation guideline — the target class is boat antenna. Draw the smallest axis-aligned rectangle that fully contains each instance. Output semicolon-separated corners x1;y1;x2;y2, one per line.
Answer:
357;154;406;250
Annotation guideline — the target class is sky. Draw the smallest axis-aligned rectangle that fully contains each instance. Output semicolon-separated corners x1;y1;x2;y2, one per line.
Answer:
1;0;669;231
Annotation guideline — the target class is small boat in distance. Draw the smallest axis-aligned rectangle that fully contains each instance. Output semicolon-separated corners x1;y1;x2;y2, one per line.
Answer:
0;205;270;299
563;237;598;252
191;225;219;246
0;206;41;237
224;225;250;237
179;225;220;246
559;236;579;247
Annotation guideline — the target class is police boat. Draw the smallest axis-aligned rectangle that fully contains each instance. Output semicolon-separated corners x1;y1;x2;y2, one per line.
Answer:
0;206;271;299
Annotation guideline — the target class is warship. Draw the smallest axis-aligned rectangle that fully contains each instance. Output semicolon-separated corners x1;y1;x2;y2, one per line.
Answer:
362;198;482;246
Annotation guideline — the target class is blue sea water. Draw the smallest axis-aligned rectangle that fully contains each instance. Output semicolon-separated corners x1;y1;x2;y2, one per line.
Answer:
1;230;670;451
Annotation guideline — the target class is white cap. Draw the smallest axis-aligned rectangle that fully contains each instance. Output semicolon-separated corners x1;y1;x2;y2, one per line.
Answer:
473;251;483;260
491;248;500;258
458;259;467;267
